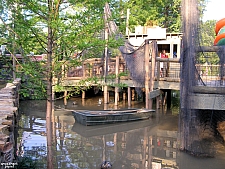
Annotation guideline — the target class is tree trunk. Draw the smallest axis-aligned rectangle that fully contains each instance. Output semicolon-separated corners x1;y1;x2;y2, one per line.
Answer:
46;1;54;168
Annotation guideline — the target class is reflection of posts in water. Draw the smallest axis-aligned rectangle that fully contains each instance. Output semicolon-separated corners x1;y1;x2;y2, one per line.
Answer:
156;96;160;109
52;110;56;145
141;128;148;168
54;117;61;169
102;135;106;162
113;133;117;153
104;103;108;110
149;135;153;169
82;98;85;106
59;117;65;149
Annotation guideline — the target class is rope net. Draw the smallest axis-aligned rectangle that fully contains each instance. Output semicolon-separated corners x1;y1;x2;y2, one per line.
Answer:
119;41;146;95
104;3;147;96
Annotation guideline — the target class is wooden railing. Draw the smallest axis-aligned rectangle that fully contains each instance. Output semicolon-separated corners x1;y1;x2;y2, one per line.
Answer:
59;57;225;87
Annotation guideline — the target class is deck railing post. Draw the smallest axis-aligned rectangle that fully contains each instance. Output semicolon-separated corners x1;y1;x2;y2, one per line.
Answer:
115;55;119;106
145;40;150;109
149;40;157;109
128;87;131;107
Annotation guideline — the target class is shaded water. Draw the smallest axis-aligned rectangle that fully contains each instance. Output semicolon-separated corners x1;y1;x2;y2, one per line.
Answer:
17;96;225;169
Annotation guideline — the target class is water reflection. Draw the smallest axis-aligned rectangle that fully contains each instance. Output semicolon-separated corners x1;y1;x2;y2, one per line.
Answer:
17;97;225;169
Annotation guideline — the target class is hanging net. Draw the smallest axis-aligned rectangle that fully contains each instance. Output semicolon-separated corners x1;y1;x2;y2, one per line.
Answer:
119;41;146;95
104;3;146;96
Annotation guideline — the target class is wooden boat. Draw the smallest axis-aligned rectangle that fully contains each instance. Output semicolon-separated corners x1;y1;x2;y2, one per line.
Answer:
72;108;155;126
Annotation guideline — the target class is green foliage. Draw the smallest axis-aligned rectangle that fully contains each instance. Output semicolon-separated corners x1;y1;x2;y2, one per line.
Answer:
200;20;217;46
118;71;128;77
0;0;125;100
15;156;41;169
111;0;182;33
199;20;219;64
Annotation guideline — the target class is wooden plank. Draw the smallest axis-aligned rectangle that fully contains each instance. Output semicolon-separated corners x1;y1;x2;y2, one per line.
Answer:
193;86;225;94
196;46;223;52
0;100;15;106
187;94;225;110
149;89;161;99
155;58;180;63
155;81;180;90
0;106;17;111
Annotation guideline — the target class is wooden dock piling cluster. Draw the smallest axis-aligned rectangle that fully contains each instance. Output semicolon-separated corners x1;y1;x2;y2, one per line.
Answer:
0;78;20;164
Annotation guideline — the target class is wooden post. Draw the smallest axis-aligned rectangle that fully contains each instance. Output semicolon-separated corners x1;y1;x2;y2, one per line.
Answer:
90;63;93;77
64;90;67;106
149;40;157;109
157;60;160;81
123;92;126;101
177;39;181;58
104;102;108;110
128;87;131;107
131;88;135;101
145;40;150;109
82;63;85;77
82;91;85;99
170;41;174;58
104;86;108;104
103;5;109;105
115;56;119;106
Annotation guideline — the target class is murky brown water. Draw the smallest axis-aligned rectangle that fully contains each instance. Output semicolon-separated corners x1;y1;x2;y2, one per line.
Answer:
18;96;225;169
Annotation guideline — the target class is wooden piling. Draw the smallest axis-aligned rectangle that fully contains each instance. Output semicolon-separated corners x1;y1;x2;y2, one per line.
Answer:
123;92;126;101
104;86;108;104
64;90;67;106
115;56;119;106
149;40;157;109
128;87;131;107
145;40;150;109
82;91;85;99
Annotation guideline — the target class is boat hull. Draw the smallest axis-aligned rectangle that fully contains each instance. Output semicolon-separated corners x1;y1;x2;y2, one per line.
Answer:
72;108;155;126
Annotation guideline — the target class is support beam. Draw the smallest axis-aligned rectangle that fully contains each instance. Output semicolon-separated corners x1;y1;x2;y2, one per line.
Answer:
196;46;223;52
145;40;150;109
115;56;119;106
149;40;157;109
177;39;181;58
170;41;174;58
82;91;85;99
128;87;131;107
192;86;225;94
64;90;67;106
188;94;225;110
104;86;108;104
123;92;126;101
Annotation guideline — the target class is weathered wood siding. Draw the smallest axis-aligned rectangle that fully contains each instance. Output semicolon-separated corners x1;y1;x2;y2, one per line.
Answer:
0;78;20;164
